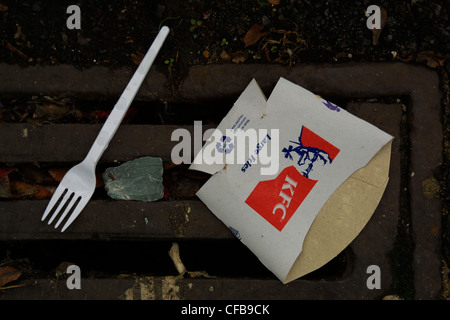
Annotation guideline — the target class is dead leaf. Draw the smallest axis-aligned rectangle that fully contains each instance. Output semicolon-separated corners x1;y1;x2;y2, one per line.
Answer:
33;103;72;120
9;181;53;199
244;24;267;47
202;50;210;58
268;0;280;5
0;266;21;289
400;55;416;63
48;168;67;182
417;51;448;69
0;4;8;12
372;7;387;45
34;184;55;199
231;51;248;63
130;51;144;65
220;50;231;62
22;167;54;184
10;181;39;197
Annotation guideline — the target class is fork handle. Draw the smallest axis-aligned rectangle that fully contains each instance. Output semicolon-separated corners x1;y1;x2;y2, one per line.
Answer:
85;26;170;165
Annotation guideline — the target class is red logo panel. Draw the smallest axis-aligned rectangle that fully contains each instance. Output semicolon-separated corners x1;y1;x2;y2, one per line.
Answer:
245;126;340;231
245;166;317;231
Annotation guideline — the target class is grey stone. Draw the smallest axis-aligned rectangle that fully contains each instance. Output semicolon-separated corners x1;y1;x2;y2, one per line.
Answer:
103;156;164;202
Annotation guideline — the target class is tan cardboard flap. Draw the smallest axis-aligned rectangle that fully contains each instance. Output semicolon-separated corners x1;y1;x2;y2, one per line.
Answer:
348;139;392;188
285;141;392;283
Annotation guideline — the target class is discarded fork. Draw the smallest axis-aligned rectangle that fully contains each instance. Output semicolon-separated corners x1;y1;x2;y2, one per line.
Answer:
41;26;170;232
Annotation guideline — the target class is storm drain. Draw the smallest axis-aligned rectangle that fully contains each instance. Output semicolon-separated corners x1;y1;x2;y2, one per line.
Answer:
0;63;443;300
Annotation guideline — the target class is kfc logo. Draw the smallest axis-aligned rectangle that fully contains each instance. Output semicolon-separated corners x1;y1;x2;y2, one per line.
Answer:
245;126;340;231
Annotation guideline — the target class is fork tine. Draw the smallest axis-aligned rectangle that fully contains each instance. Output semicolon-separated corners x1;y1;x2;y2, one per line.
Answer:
54;193;80;229
41;186;67;221
47;190;73;225
60;196;90;232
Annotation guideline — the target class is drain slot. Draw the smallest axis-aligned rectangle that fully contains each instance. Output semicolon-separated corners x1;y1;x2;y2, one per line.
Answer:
0;239;351;281
0;96;235;125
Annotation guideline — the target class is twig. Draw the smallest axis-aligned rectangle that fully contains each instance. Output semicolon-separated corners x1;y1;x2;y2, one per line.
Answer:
5;42;29;61
0;283;26;290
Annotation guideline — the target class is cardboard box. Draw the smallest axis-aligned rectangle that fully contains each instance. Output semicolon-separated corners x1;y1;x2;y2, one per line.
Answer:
190;78;393;283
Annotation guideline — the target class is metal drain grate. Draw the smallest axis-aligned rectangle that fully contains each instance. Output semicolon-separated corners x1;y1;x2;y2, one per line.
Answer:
0;63;443;300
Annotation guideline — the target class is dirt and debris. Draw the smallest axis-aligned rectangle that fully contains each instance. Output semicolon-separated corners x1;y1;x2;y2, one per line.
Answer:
0;162;206;200
0;1;447;70
0;95;142;124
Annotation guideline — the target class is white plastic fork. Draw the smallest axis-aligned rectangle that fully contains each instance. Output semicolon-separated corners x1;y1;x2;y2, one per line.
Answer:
41;26;170;232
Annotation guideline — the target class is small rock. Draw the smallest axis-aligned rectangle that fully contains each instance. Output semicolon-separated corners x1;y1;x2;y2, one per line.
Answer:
103;156;164;202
